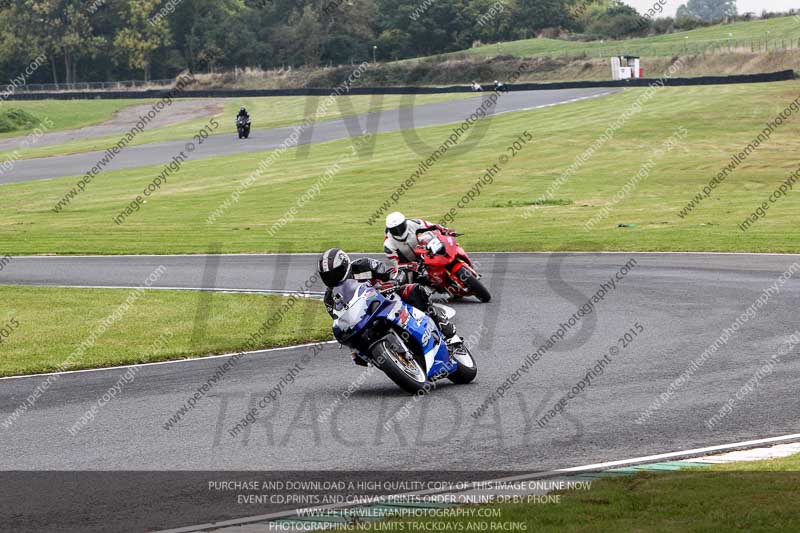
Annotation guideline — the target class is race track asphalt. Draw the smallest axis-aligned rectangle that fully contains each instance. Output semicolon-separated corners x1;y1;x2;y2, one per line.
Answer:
2;252;799;530
0;88;616;184
1;252;799;530
2;254;798;461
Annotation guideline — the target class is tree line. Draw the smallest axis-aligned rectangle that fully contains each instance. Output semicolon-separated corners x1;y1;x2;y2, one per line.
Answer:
0;0;785;85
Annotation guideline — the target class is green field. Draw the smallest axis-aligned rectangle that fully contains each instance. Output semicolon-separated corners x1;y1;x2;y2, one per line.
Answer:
1;93;472;161
420;15;800;60
0;285;330;376
360;453;800;532
2;81;800;254
0;99;150;139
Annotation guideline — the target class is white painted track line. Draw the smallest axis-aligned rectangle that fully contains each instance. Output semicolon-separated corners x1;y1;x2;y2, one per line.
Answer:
5;251;800;258
0;340;338;381
690;442;800;463
556;433;800;472
15;284;324;297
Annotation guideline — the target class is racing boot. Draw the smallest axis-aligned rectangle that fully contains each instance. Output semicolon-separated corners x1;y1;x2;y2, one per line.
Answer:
404;283;463;350
428;304;464;353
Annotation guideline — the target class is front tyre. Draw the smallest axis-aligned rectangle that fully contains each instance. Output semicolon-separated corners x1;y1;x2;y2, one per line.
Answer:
459;267;491;303
372;334;428;394
448;344;477;384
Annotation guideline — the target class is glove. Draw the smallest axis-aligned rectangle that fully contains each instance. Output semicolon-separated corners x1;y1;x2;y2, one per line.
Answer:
399;262;419;273
376;280;400;294
393;264;417;285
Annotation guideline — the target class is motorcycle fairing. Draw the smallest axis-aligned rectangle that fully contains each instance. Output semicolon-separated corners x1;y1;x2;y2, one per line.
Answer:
416;231;479;294
331;279;454;378
390;301;453;378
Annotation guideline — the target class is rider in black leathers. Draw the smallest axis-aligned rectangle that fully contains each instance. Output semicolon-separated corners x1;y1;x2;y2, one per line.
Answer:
319;249;459;366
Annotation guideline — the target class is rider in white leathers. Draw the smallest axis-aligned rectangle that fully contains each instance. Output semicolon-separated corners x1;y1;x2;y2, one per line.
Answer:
383;211;455;270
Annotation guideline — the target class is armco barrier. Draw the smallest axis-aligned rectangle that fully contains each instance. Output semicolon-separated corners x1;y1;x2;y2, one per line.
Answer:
3;70;795;100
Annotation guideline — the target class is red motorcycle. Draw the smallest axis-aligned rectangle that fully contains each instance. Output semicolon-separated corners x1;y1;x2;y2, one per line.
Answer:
408;230;491;303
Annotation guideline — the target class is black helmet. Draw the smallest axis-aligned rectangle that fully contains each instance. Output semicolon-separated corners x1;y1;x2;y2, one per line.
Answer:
240;107;246;113
318;248;352;287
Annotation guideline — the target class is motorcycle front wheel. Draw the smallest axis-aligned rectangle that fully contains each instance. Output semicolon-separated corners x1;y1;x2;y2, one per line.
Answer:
372;333;428;394
457;267;491;303
448;344;477;384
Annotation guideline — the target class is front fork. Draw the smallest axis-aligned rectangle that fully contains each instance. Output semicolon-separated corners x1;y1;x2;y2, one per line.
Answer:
446;260;479;292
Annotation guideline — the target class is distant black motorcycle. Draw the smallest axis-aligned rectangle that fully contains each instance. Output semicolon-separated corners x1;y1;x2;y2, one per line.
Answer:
236;115;251;139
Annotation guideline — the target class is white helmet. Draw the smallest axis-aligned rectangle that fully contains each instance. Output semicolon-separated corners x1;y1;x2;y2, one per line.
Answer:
385;211;409;241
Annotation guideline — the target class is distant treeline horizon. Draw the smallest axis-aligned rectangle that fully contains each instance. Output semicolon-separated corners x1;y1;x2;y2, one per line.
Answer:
1;0;795;85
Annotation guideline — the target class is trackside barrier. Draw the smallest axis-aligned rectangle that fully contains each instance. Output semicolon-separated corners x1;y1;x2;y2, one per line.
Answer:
3;70;795;100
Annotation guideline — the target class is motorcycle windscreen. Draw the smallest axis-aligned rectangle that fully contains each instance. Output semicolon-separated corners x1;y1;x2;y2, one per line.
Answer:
427;237;444;255
331;279;387;339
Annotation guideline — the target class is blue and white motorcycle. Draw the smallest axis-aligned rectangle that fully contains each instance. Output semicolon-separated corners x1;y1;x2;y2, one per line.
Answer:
330;279;477;394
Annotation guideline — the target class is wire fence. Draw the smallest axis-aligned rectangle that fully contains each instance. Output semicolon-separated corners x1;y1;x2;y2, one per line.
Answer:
12;78;177;93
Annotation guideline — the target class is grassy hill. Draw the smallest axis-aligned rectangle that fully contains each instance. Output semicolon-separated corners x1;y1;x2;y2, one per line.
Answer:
419;16;800;60
186;17;800;89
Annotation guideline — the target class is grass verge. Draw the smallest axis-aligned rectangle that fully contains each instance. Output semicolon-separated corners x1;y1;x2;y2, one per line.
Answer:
2;81;800;254
0;285;331;377
360;452;800;532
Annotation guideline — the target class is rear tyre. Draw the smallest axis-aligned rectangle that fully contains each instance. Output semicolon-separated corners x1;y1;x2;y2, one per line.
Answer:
372;335;428;394
459;267;491;302
448;344;477;384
